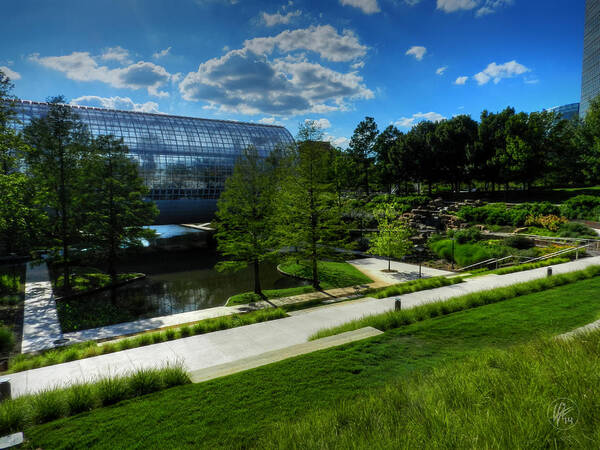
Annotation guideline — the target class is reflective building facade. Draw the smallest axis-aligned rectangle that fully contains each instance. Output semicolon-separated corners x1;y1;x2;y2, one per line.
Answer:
546;103;580;120
15;100;294;224
581;0;600;118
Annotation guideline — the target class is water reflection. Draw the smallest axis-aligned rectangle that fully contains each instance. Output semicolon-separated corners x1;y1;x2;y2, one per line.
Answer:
81;247;308;320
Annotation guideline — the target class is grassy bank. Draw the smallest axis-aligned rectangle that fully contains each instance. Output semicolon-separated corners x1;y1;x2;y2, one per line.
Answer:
261;331;600;448
6;308;286;374
227;260;372;305
310;265;600;340
467;256;570;277
0;365;189;435
22;275;600;448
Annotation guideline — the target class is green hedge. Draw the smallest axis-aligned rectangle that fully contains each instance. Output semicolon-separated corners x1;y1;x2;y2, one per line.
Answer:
457;202;560;226
560;195;600;220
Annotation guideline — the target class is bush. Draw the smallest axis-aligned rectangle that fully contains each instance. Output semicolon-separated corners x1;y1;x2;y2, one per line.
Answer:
557;222;598;238
0;326;15;353
31;389;68;424
503;236;535;250
525;214;568;231
97;376;131;406
0;274;20;296
452;227;481;244
458;202;561;227
367;195;430;214
65;383;96;414
128;368;163;396
430;240;509;267
560;195;600;220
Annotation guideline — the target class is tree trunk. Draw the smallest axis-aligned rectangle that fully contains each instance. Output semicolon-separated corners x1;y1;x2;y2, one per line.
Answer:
312;255;319;290
253;259;263;298
108;154;117;288
59;143;70;293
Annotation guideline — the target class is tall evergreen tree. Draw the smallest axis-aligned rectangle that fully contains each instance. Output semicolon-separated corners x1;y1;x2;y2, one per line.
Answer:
348;117;378;195
80;135;158;285
276;121;343;289
24;96;90;292
215;145;277;298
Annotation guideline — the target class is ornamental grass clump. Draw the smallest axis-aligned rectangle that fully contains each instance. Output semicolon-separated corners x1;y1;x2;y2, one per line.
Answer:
0;365;191;435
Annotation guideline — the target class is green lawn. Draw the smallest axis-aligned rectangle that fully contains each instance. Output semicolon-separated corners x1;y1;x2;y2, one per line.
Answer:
24;276;600;449
227;260;372;305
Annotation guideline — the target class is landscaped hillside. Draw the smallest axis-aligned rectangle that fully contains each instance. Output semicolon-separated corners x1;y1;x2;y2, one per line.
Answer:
22;275;600;449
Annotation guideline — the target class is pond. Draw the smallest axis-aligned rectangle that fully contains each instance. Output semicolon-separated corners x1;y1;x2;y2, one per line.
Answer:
57;227;309;332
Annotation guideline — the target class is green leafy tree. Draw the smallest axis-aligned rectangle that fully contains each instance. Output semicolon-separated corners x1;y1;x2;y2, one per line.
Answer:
80;135;158;285
577;95;600;184
348;117;379;195
373;125;401;194
435;115;478;192
276;121;343;289
215;145;277;298
0;173;47;255
0;70;29;175
368;203;412;272
24;96;91;292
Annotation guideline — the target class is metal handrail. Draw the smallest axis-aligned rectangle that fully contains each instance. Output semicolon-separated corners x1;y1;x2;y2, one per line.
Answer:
523;245;589;264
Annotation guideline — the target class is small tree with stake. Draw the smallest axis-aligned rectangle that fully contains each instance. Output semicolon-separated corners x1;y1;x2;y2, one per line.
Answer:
214;145;277;300
368;203;412;272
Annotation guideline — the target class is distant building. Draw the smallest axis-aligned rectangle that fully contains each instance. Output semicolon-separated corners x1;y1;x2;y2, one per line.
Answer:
581;0;600;117
546;103;580;120
14;100;294;224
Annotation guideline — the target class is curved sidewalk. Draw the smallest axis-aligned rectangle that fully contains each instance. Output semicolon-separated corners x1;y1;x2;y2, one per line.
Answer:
8;256;600;398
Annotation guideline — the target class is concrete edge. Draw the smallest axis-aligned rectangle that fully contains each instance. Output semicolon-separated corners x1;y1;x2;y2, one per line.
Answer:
189;326;383;383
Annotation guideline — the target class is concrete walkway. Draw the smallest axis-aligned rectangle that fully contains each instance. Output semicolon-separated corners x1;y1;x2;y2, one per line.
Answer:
21;262;63;353
348;257;453;285
8;256;600;398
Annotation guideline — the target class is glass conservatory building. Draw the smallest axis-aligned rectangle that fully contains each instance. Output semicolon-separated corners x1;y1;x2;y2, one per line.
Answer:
15;100;294;224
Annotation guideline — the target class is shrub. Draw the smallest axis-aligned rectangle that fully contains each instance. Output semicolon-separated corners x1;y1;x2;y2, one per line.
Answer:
0;326;15;353
525;214;568;231
458;202;562;227
0;398;27;434
0;274;20;296
560;195;600;220
430;239;509;267
557;222;598;238
503;236;535;250
452;227;481;244
165;328;176;340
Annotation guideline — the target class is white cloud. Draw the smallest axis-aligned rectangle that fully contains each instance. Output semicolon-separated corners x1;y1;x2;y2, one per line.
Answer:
70;95;160;113
306;118;331;129
179;48;373;116
325;134;349;148
0;66;21;81
454;76;468;85
262;10;301;26
101;46;131;64
473;60;529;85
153;47;172;59
406;46;427;61
258;117;284;125
476;0;513;17
437;0;513;16
436;0;478;13
436;66;448;75
351;61;365;69
339;0;380;14
395;112;446;128
244;25;367;62
524;78;539;84
30;52;172;97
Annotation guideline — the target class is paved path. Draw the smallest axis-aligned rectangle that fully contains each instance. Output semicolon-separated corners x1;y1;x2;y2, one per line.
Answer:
8;256;600;398
557;319;600;339
348;257;453;285
21;262;63;353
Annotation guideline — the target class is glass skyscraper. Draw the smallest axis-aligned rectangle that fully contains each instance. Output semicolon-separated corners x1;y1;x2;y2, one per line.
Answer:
546;103;580;120
581;0;600;118
15;100;294;224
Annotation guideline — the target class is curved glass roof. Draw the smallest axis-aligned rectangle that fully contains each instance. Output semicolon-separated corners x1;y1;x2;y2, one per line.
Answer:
15;100;294;204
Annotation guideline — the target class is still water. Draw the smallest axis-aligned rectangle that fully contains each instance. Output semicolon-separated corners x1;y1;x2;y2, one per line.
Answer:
75;226;308;323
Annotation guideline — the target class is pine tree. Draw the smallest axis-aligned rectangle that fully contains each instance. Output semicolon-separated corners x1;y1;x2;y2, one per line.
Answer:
214;145;277;298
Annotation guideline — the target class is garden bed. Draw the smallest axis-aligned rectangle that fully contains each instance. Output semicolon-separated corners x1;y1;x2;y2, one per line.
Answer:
0;264;26;364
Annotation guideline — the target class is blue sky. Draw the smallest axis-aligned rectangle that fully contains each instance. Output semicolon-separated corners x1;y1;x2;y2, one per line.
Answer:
0;0;584;147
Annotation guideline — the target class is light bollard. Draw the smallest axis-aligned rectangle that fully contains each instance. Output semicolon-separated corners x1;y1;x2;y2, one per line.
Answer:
547;267;553;277
395;298;402;311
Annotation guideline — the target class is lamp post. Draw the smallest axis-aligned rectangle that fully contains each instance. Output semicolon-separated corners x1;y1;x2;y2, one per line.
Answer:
415;245;424;279
451;236;455;270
